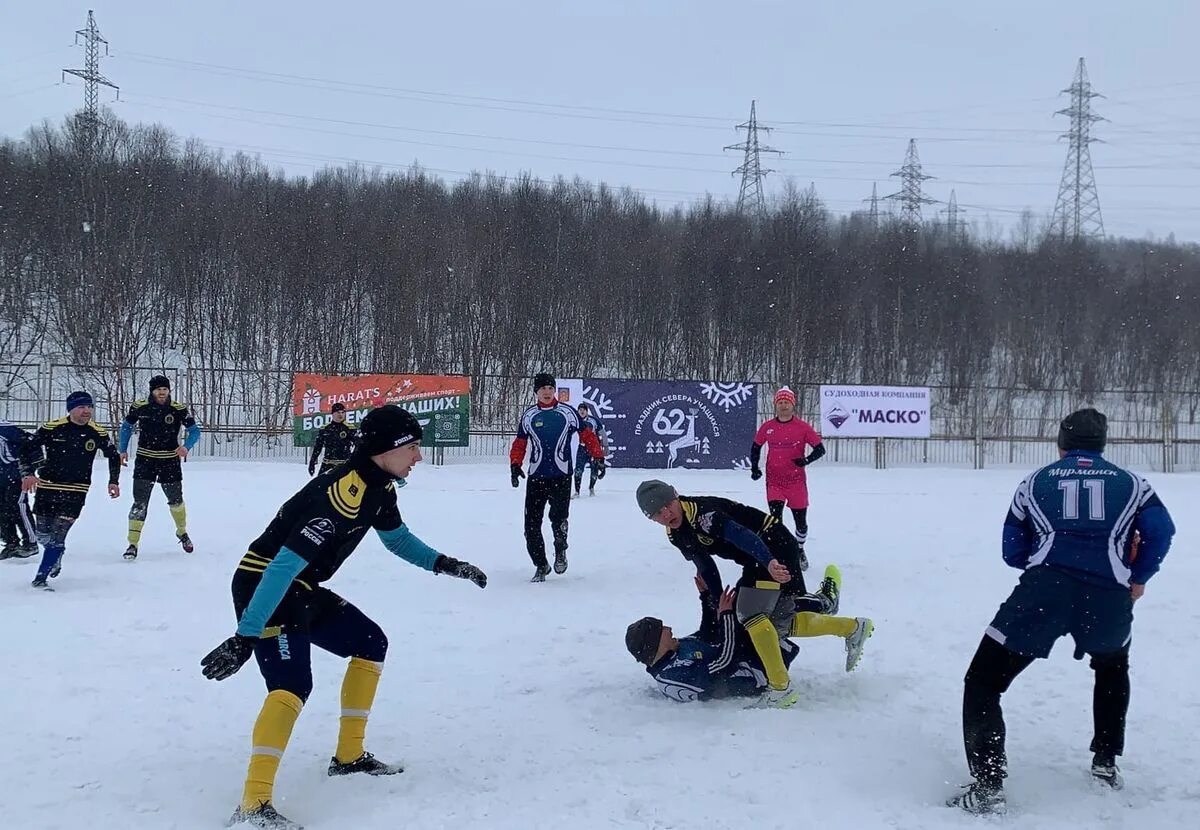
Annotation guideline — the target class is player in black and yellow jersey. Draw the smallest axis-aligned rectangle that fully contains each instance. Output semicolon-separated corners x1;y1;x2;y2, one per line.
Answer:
118;375;201;559
20;391;121;589
308;402;357;476
635;480;856;709
200;405;487;830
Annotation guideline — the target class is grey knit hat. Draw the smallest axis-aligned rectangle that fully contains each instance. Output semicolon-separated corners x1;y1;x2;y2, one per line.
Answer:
636;479;678;518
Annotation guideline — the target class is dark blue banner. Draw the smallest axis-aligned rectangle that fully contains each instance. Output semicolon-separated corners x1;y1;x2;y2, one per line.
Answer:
562;379;758;470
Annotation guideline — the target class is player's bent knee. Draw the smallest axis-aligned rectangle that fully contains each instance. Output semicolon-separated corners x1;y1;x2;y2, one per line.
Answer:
356;626;388;663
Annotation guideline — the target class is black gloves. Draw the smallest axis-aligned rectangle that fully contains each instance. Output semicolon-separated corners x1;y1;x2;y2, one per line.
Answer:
308;463;316;476
200;634;256;681
435;555;488;588
750;466;763;481
510;464;525;488
595;458;606;479
792;457;808;468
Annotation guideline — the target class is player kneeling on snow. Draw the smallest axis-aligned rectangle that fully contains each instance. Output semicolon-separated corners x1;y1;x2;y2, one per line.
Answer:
200;405;487;830
626;576;873;702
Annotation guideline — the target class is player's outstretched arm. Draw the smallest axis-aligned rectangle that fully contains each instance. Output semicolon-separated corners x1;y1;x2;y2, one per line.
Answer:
376;525;487;587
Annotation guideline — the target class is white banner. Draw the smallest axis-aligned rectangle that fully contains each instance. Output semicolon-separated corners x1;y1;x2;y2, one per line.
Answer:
819;385;931;438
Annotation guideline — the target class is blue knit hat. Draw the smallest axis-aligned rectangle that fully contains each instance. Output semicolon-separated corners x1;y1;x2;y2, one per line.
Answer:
66;390;94;411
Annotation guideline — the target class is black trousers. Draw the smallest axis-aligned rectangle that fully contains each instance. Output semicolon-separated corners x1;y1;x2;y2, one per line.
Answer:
0;476;35;545
573;448;599;492
524;476;571;567
962;634;1130;787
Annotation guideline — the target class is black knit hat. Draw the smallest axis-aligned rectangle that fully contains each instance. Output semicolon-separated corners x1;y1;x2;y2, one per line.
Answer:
636;480;678;518
1057;408;1108;453
625;617;665;665
358;405;422;454
331;402;346;413
149;375;170;392
533;372;556;391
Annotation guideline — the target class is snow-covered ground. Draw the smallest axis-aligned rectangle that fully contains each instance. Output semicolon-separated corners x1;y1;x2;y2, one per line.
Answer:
3;461;1197;830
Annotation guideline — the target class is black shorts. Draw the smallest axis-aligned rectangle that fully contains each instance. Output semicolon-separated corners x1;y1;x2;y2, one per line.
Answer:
988;566;1133;659
133;455;182;484
33;489;86;520
232;568;342;634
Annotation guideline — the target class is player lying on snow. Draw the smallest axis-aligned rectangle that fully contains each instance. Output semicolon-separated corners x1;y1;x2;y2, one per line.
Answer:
633;480;873;707
626;575;874;703
200;405;488;830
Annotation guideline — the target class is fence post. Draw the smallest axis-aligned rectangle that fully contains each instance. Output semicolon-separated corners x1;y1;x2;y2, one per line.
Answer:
974;384;984;470
874;437;886;470
1162;397;1174;474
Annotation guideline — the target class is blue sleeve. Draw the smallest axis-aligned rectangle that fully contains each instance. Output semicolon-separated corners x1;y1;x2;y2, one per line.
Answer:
1002;513;1033;569
118;421;134;454
1130;502;1175;584
236;547;308;637
720;519;774;567
693;553;723;597
184;423;201;451
376;524;441;571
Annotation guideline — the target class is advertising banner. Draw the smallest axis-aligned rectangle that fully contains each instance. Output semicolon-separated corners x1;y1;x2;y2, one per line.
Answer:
292;373;470;447
818;384;930;438
557;379;758;470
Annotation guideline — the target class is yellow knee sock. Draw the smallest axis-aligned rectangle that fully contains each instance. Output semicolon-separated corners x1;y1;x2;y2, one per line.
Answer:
241;690;304;812
744;615;790;690
336;657;383;764
127;519;144;545
169;502;188;535
791;612;857;638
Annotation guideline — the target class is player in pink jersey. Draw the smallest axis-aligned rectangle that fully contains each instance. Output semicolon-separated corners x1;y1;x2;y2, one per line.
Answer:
749;386;825;571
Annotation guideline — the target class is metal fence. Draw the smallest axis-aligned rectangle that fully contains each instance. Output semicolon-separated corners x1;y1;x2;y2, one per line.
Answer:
2;363;1199;471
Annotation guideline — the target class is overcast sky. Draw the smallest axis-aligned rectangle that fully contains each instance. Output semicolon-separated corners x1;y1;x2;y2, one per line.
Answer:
3;1;1198;242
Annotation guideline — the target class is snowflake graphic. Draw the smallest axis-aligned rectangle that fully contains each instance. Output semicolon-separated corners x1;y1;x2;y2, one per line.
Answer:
582;385;615;420
732;456;752;471
699;382;755;412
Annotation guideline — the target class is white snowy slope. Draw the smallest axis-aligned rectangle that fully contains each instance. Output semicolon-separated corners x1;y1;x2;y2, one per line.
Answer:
2;462;1197;830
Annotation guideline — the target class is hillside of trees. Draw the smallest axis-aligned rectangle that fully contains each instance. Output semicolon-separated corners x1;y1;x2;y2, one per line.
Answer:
2;113;1198;427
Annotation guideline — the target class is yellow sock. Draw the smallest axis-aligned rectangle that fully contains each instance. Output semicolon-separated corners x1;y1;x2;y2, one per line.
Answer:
241;690;304;812
791;612;857;638
744;615;790;690
127;519;144;545
169;502;188;535
336;657;383;764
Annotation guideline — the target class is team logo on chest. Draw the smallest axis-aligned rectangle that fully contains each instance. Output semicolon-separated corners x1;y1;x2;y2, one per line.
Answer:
165;414;175;425
85;439;96;452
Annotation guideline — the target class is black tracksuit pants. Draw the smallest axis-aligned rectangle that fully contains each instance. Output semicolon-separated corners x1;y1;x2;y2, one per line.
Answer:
523;476;571;568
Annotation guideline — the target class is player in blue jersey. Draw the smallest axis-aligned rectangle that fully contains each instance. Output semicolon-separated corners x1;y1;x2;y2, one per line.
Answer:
510;373;606;582
626;577;874;703
572;402;608;498
949;409;1176;815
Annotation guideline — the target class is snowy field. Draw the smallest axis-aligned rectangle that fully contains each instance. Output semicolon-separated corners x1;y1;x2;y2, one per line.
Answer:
2;461;1198;830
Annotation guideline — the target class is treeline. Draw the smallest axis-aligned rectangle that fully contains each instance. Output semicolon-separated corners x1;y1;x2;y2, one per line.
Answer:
1;112;1198;427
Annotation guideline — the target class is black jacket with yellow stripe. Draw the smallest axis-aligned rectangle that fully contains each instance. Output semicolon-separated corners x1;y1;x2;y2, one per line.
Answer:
123;398;197;458
310;420;357;467
239;451;403;586
665;495;799;592
19;416;121;493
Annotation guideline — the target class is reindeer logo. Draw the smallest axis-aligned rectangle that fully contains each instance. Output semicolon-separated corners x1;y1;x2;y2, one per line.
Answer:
665;409;701;469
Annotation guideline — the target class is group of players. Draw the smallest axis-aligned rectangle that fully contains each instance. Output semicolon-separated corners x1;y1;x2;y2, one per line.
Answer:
2;372;1180;826
0;377;202;585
